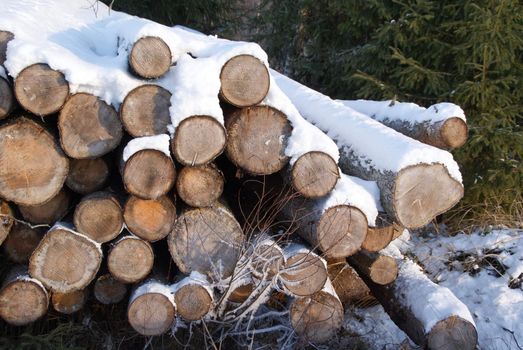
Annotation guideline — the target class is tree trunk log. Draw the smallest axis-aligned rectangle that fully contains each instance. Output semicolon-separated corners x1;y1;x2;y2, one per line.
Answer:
66;158;109;194
129;36;171;79
3;221;43;263
51;289;87;314
0;76;15;119
362;214;403;252
29;224;102;293
219;54;270;107
94;274;128;305
14;63;69;116
0;199;14;245
0;31;14;66
0;117;69;206
108;235;154;284
73;191;124;243
18;187;71;225
348;251;398;285
176;164;224;207
123;195;176;242
289;151;339;198
327;258;375;307
225;105;292;175
120;84;171;137
174;273;214;321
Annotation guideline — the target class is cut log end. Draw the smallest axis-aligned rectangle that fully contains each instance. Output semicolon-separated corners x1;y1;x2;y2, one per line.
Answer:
14;63;69;116
228;282;254;303
66;158;109;194
124;195;176;242
362;216;403;252
94;274;127;305
0;200;14;245
3;221;42;263
0;77;15;119
51;289;87;314
291;151;339;198
440;117;468;149
219;54;270;107
394;163;464;229
121;84;171;137
172;115;227;166
175;283;213;321
0;278;48;326
129;36;171;79
327;259;374;307
19;188;71;225
281;251;327;297
176;164;224;207
427;316;478;350
368;255;398;285
0;31;14;66
108;237;154;283
128;293;175;336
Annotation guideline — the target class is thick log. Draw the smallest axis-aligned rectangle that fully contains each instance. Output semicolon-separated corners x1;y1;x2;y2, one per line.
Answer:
327;258;374;307
225;105;292;175
0;30;14;66
3;221;42;263
171;115;227;166
280;243;328;297
0;267;49;326
127;280;176;336
174;272;214;321
73;191;124;243
348;251;398;285
108;235;154;283
58;93;122;159
124;195;176;242
289;278;344;343
51;289;87;314
94;274;127;305
0;76;15;119
0;199;14;245
18;188;71;225
14;63;69;116
219;54;270;107
362;214;403;252
0;117;69;206
120;84;171;137
29;225;102;293
176;164;224;207
66;158;109;194
289;151;339;198
129;36;171;79
168;204;244;281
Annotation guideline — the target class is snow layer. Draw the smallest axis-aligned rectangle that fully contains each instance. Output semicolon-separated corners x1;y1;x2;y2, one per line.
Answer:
171;271;214;300
272;70;463;182
122;134;171;162
339;100;466;123
282;243;327;269
52;222;103;252
130;280;175;306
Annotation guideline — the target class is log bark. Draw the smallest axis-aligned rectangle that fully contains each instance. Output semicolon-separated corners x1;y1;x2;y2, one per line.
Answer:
66;158;109;194
171;115;227;166
127;280;176;336
0;267;49;326
225;105;292;175
29;225;102;293
289;278;344;344
362;214;403;252
129;36;171;79
280;243;328;296
58;93;122;159
0;76;15;119
108;235;154;283
120;84;171;137
3;221;43;263
51;289;87;314
327;258;375;307
18;187;71;225
289;151;339;198
227;282;254;304
219;54;270;107
174;273;214;321
0;199;14;245
123;195;176;242
123;149;176;199
94;274;127;305
73;191;124;243
348;251;398;285
250;236;285;280
14;63;69;116
0;117;69;206
168;204;244;281
176;164;224;207
0;30;14;66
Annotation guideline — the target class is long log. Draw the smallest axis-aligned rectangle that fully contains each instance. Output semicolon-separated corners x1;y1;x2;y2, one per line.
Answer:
3;221;42;263
14;63;69;116
73;191;124;243
129;36;171;79
273;71;464;229
0;117;69;206
66;158;109;195
362;214;403;252
51;289;87;314
29;224;102;293
0;199;14;245
289;151;339;198
108;235;154;284
120;84;172;137
94;274;127;305
18;188;71;225
327;258;375;307
348;251;398;285
58;93;122;159
0;76;15;119
173;272;214;321
123;195;176;242
0;30;14;66
176;164;224;207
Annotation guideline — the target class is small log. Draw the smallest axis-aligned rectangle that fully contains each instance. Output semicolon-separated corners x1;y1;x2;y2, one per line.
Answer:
51;289;87;314
66;158;109;194
18;188;71;225
94;274;128;305
58;93;122;159
120;84;171;137
3;221;42;263
174;272;214;321
225;105;292;175
219;54;270;107
0;30;14;66
0;76;15;119
124;195;176;242
108;235;154;283
227;281;254;304
129;36;171;79
29;225;102;293
176;164;224;207
327;258;375;307
0;199;14;245
168;204;244;281
128;280;176;336
280;243;328;297
73;191;124;243
0;267;49;326
289;278;344;343
0;117;69;206
14;63;69;116
171;115;227;166
348;251;398;285
289;151;339;198
362;214;403;252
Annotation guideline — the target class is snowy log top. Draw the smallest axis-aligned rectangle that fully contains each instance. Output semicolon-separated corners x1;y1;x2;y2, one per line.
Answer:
171;271;214;297
51;222;103;251
122;134;171;162
272;70;462;182
130;280;175;305
339;100;466;124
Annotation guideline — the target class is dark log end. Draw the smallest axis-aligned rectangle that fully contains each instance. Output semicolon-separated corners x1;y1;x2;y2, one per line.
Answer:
66;158;109;194
19;188;71;225
0;77;15;119
94;274;127;305
3;221;42;263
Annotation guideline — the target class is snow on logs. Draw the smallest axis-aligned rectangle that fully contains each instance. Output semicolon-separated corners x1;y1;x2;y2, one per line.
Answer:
2;221;42;263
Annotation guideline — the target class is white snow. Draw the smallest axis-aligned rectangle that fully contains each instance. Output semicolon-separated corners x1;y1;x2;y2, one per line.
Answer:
122;134;171;162
52;222;103;252
171;271;214;300
130;280;175;306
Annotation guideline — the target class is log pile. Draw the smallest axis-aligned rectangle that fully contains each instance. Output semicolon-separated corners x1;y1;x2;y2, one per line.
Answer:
0;2;478;349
